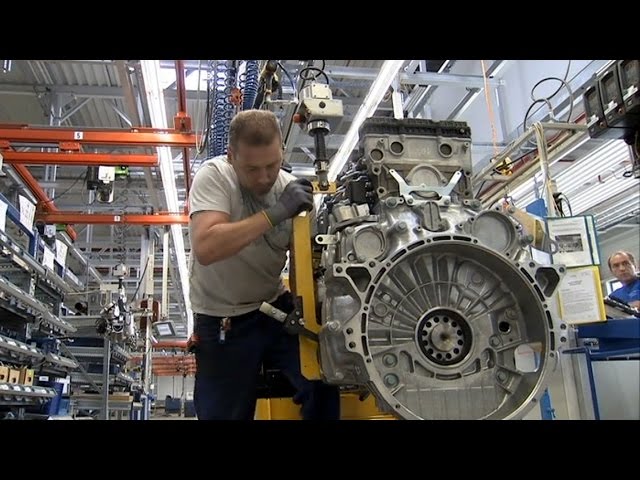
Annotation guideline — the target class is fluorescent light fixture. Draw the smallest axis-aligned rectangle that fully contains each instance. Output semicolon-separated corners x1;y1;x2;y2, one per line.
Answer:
510;139;635;218
140;60;194;336
327;60;406;182
312;60;405;211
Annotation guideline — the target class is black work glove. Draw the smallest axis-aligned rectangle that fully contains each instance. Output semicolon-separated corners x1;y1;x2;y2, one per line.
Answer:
264;179;313;226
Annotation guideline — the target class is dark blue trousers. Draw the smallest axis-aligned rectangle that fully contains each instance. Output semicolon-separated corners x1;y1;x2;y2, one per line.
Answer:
193;293;340;420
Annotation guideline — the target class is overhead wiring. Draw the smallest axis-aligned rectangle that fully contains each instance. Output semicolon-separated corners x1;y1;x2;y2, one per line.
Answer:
41;171;87;206
523;60;574;131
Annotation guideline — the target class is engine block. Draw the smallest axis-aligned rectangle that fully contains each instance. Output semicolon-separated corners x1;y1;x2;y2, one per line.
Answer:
316;118;565;420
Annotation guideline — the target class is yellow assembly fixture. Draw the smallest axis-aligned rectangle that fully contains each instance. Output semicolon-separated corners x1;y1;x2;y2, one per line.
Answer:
255;181;392;420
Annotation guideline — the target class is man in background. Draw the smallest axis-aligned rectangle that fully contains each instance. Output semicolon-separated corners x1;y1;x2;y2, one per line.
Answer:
607;251;640;310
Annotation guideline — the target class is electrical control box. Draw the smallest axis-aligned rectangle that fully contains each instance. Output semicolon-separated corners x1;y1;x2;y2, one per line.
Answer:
583;60;640;140
618;59;639;116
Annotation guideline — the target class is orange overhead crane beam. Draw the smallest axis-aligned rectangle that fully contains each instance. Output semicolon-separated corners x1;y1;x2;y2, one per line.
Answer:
174;60;193;197
0;124;198;147
12;164;78;241
36;212;189;225
1;150;159;167
1;123;198;239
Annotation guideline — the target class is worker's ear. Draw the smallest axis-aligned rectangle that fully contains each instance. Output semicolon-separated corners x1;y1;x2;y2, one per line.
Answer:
227;145;235;164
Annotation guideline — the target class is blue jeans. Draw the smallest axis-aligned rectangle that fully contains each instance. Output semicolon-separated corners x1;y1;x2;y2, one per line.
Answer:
193;293;340;420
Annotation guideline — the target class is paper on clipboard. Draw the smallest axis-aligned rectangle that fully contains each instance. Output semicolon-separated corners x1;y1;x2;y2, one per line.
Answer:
0;201;7;232
18;195;36;233
557;266;606;324
547;216;594;267
43;246;55;270
55;240;68;269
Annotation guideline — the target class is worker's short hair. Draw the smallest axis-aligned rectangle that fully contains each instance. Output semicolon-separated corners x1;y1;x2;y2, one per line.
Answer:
607;251;636;270
228;110;282;150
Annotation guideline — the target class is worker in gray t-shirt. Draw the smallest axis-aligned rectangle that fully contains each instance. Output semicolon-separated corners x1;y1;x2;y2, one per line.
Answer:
188;109;340;420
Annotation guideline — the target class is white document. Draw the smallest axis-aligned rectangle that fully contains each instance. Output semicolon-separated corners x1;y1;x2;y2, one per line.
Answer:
547;216;593;267
18;195;36;234
43;246;55;270
558;267;605;325
0;201;7;232
55;240;68;269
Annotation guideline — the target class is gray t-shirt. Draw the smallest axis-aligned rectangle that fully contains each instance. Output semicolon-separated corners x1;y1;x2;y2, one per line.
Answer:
188;155;297;317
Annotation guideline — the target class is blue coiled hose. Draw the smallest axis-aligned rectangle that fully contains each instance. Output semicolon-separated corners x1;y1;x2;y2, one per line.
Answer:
208;60;237;157
242;60;260;110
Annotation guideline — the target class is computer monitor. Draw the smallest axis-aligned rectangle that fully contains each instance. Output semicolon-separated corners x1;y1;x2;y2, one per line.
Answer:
153;321;176;337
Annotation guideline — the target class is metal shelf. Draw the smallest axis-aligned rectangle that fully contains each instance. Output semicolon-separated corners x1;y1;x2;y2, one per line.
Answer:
0;334;77;377
44;352;79;371
0;382;58;406
71;394;138;412
66;345;132;364
0;231;81;294
0;276;76;334
70;371;137;387
0;334;44;363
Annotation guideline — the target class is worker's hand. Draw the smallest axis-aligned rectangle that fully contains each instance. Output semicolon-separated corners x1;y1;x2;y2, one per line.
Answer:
264;179;313;226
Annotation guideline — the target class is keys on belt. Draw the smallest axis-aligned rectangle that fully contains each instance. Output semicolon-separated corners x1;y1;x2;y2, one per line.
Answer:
219;317;231;343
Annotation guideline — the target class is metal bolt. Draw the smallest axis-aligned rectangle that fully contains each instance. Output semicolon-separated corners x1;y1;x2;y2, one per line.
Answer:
496;371;508;382
384;374;399;387
335;371;344;380
298;318;304;325
396;221;407;232
443;199;450;206
345;227;355;234
414;226;422;233
490;336;501;347
505;308;517;320
327;321;340;331
369;261;376;267
382;354;397;367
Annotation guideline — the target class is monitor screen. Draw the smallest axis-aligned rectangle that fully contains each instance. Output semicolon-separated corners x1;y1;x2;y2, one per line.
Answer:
155;323;174;336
